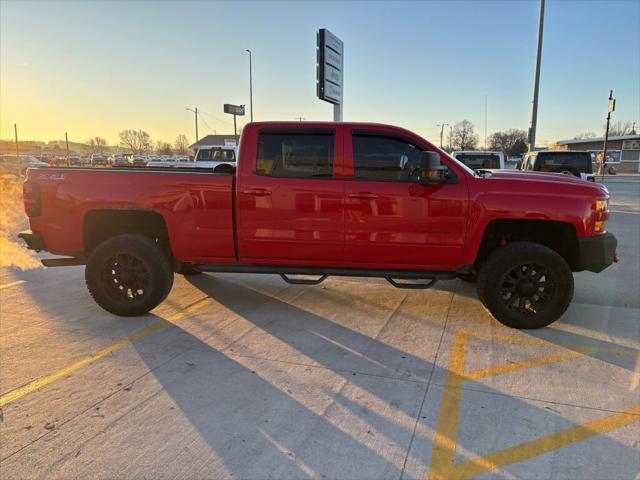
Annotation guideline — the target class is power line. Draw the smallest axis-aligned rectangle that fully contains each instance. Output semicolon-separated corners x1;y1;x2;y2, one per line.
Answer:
199;109;233;126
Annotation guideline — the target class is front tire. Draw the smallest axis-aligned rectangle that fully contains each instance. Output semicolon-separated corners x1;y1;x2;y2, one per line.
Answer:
477;242;573;329
85;234;174;316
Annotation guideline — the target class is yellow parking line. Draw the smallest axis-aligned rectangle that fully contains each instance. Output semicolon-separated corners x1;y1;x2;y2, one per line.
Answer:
452;405;640;479
0;280;26;290
0;297;211;407
428;331;640;480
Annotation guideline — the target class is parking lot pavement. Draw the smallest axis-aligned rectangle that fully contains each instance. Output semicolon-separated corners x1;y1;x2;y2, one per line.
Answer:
1;182;638;479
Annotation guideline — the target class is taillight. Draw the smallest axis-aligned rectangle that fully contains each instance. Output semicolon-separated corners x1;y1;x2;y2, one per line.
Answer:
593;199;609;233
23;180;41;217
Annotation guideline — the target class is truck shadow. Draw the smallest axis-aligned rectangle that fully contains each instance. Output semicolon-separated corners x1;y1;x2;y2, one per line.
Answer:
121;273;634;479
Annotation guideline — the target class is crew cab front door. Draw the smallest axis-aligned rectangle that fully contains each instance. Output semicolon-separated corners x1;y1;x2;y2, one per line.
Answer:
237;128;345;262
343;131;468;269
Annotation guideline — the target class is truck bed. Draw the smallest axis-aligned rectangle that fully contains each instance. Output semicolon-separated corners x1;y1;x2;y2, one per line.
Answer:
26;167;236;262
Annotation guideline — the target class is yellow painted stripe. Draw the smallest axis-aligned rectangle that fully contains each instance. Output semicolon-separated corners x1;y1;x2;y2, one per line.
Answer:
0;280;26;290
429;332;468;478
451;405;640;479
0;297;211;407
466;351;584;380
428;329;640;480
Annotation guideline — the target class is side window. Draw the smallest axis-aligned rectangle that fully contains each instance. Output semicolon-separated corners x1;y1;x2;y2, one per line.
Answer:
256;133;333;178
196;149;212;161
353;135;422;181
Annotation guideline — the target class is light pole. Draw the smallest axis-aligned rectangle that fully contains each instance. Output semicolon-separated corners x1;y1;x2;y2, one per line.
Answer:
528;0;545;152
246;49;253;122
437;123;450;149
186;107;199;142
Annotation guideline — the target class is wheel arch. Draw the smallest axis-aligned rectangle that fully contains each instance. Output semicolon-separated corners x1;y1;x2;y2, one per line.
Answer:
473;219;580;271
83;208;172;255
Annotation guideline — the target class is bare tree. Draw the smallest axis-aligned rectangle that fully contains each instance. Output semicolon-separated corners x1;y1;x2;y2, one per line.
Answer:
156;141;173;155
452;120;478;151
488;129;528;156
86;136;108;154
604;121;634;137
174;134;189;155
573;132;598;139
119;129;152;155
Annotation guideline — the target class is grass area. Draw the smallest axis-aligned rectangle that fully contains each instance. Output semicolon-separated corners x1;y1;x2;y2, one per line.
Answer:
0;175;41;270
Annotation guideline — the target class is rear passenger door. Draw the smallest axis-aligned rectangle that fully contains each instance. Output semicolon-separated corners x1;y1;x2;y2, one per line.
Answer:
237;128;345;262
343;131;468;268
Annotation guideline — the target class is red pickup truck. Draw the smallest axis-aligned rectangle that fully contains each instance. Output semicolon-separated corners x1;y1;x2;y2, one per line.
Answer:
20;121;617;329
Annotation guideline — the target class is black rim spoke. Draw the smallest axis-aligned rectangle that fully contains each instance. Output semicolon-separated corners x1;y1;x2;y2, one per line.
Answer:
101;252;150;302
500;262;556;316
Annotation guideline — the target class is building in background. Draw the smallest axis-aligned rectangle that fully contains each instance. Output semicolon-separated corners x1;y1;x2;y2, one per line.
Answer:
189;135;238;150
550;134;640;173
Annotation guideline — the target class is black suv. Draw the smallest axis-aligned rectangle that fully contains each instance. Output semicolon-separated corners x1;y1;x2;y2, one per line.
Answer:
520;150;594;181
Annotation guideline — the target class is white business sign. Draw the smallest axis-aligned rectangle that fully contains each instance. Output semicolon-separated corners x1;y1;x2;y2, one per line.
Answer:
317;29;343;106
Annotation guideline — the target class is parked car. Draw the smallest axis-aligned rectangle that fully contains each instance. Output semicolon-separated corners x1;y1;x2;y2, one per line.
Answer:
113;155;131;167
451;151;505;170
90;154;108;167
131;155;147;167
520;150;595;181
19;121;616;330
0;154;49;176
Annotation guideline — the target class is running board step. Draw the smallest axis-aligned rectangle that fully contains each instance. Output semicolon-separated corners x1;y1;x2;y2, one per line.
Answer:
279;273;328;285
385;276;437;289
41;257;85;267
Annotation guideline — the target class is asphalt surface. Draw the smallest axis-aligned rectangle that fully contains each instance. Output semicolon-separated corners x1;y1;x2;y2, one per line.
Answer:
0;180;638;480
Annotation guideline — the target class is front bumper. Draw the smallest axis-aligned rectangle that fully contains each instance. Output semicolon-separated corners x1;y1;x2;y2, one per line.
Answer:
18;230;45;252
576;232;617;273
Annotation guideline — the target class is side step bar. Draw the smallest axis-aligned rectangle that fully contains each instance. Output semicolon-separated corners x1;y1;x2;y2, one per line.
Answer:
194;263;455;289
41;257;85;267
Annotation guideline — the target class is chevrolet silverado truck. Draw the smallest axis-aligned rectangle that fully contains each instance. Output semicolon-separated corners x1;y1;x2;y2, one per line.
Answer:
19;122;617;329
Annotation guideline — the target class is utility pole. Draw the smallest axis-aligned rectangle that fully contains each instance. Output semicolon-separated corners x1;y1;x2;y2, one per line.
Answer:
437;123;450;149
449;125;453;151
246;50;254;122
295;117;306;122
14;124;22;177
65;132;70;166
602;90;615;177
528;0;545;152
484;95;488;149
186;107;199;142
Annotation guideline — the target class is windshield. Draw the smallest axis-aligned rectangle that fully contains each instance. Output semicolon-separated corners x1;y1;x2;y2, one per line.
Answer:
196;148;236;162
443;151;478;177
536;152;592;173
455;153;500;169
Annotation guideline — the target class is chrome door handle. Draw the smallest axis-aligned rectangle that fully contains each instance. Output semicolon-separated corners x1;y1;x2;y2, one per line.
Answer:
242;188;272;196
348;192;379;200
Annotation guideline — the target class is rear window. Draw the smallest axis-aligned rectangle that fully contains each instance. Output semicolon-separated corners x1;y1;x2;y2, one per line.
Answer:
455;153;500;169
256;133;334;178
536;152;592;173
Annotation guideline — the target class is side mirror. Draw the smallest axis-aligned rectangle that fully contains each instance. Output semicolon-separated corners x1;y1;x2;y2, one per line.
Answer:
419;151;448;185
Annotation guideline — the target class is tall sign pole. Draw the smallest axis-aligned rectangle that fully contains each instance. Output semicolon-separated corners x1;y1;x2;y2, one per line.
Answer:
224;104;246;145
528;0;545;152
317;29;344;121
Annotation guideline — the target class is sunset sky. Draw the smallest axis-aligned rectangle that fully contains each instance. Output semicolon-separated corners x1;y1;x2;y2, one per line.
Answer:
1;0;638;147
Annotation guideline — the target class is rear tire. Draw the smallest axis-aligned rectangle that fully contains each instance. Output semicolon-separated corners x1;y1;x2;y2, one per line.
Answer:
477;242;573;329
85;234;174;316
